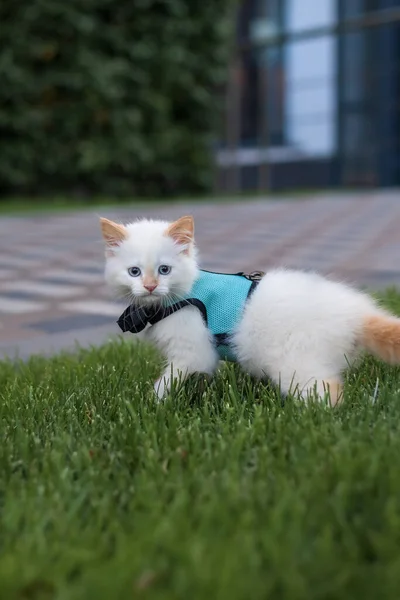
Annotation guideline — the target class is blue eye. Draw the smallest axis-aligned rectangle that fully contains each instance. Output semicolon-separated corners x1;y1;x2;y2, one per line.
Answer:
158;265;171;275
128;267;141;277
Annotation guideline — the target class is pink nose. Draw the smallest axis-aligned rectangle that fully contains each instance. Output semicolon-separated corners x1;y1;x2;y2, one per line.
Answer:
144;284;157;293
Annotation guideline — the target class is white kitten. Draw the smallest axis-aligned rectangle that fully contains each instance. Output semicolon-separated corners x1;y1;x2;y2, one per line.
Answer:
100;215;400;405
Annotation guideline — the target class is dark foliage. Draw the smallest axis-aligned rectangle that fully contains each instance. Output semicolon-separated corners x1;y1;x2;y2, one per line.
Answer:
0;0;235;198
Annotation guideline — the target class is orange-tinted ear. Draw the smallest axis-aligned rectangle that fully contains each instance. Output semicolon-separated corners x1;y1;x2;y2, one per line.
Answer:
166;216;194;254
100;217;127;247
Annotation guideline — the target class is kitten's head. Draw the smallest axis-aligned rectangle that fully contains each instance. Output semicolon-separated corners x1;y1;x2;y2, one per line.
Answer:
100;215;198;306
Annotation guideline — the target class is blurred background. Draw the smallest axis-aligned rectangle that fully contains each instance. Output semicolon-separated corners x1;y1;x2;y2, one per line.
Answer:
1;0;398;201
216;0;400;193
1;0;400;359
0;1;234;199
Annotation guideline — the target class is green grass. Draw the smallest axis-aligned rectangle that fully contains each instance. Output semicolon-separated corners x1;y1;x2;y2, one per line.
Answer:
0;188;345;216
3;292;400;599
0;195;165;215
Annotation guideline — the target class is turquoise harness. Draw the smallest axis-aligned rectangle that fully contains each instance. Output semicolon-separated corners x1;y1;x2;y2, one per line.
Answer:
117;270;262;362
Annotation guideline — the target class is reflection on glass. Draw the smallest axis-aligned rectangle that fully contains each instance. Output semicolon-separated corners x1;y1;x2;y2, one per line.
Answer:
239;50;259;146
343;0;380;18
285;36;337;156
340;26;376;185
285;0;336;33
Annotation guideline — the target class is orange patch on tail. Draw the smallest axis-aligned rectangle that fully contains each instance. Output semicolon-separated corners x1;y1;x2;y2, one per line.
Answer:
362;314;400;365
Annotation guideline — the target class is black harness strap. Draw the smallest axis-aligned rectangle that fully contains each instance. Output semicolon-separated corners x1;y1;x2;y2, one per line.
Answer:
117;298;207;334
117;270;264;345
214;333;231;346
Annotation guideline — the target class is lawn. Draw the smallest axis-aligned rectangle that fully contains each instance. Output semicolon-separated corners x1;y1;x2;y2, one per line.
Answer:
2;292;400;599
0;188;332;216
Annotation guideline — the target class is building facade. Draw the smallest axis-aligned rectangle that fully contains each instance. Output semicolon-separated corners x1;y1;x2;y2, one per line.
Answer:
216;0;400;192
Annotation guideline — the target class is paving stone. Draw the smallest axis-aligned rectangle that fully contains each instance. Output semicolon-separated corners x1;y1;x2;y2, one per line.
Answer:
40;271;103;284
2;290;42;300
74;265;103;274
0;298;47;315
28;313;112;334
0;268;17;279
2;281;86;298
0;256;42;268
1;190;400;358
61;300;124;317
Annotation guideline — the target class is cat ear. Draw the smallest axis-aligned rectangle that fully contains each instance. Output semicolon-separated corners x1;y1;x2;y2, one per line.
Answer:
99;217;127;249
166;216;194;254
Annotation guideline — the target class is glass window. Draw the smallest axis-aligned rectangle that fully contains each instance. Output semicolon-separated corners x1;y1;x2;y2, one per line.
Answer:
343;0;364;18
343;0;380;18
342;31;366;104
249;0;282;46
264;47;285;145
237;0;257;43
285;36;337;156
287;121;335;155
239;50;259;146
286;86;335;123
256;0;280;20
341;113;376;184
339;25;379;185
285;0;336;33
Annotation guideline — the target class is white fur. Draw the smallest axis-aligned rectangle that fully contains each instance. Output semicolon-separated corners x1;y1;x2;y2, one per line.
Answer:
103;218;386;401
147;307;218;397
104;219;217;397
105;219;198;307
232;269;383;398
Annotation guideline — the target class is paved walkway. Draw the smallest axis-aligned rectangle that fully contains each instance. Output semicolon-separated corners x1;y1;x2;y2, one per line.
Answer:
1;189;400;360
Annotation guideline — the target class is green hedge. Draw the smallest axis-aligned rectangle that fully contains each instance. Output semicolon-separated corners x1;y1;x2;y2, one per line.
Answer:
0;0;235;198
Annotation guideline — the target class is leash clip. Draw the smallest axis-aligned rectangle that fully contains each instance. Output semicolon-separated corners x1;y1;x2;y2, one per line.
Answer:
245;270;265;282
